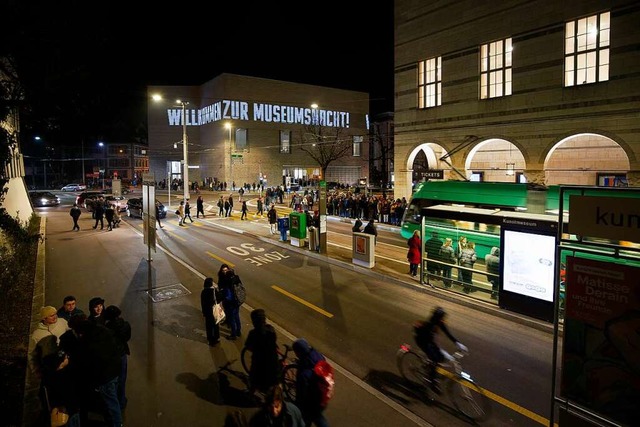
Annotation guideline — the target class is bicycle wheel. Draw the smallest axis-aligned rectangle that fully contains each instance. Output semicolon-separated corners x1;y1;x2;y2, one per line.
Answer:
447;377;491;421
240;347;252;374
397;350;428;387
281;364;298;402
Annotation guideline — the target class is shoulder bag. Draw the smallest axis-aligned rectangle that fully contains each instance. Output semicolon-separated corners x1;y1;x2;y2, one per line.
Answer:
212;289;226;324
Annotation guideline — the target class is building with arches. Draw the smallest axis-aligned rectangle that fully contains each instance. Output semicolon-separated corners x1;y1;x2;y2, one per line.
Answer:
394;0;640;200
147;74;369;191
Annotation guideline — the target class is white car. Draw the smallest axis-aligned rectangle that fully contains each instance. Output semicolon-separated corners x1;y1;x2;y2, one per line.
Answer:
61;183;86;192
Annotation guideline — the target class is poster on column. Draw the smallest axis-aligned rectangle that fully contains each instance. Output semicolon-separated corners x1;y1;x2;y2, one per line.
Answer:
561;256;640;426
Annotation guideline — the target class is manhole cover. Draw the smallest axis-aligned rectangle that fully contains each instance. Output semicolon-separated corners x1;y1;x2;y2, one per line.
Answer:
147;283;191;302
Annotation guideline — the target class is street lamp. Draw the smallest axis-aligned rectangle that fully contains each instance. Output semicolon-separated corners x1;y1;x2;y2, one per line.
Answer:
225;122;233;190
153;94;189;202
177;99;190;202
98;142;105;189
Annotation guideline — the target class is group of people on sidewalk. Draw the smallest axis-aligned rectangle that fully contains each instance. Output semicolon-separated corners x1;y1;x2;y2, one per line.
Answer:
69;198;122;232
200;271;332;426
30;295;131;427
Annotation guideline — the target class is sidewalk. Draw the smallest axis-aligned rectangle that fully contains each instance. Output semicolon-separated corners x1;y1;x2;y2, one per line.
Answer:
25;206;432;426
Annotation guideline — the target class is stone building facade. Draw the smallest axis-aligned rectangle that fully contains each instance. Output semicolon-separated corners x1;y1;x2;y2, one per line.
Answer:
394;0;640;200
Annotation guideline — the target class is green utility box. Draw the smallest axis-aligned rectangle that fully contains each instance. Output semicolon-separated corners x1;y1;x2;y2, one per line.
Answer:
289;211;307;247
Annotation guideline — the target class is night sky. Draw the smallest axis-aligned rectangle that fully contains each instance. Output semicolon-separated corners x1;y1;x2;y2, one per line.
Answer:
2;1;394;147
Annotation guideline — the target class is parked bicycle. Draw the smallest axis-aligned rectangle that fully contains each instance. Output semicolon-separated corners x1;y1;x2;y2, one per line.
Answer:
241;343;298;401
397;343;491;421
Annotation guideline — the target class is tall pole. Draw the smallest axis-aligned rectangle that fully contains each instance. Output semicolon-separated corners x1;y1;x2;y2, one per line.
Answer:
81;139;85;185
226;123;233;189
181;102;190;202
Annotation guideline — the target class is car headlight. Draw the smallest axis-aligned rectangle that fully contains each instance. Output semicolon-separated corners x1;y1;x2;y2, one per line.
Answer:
40;198;47;204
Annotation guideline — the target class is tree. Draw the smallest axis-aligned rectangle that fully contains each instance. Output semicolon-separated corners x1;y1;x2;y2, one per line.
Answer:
295;124;354;179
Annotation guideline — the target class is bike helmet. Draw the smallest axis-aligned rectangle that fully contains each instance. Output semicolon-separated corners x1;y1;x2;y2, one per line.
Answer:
430;306;446;324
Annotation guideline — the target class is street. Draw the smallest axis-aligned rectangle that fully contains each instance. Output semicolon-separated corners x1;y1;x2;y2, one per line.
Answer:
37;190;559;426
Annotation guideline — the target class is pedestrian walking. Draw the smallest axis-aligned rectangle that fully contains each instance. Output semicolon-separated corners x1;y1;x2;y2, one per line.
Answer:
156;202;164;228
407;229;421;277
184;200;194;223
92;199;104;230
218;196;225;216
267;204;277;234
104;204;115;231
70;203;81;231
241;200;248;220
292;338;331;427
256;196;264;217
196;195;205;218
177;200;185;226
200;277;222;346
228;194;234;217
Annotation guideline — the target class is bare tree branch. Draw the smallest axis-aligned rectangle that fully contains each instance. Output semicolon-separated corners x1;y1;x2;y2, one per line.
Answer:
295;124;353;177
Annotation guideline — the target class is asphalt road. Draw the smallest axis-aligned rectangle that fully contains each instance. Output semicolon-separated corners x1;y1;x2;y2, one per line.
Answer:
39;190;559;426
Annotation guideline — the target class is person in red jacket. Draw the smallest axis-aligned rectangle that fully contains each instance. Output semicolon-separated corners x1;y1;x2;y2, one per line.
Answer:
407;230;422;277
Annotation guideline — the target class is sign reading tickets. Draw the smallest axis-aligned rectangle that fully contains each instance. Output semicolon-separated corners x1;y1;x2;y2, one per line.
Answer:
561;256;640;425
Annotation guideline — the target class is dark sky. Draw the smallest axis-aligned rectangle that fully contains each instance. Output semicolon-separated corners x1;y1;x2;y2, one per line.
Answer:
3;1;394;146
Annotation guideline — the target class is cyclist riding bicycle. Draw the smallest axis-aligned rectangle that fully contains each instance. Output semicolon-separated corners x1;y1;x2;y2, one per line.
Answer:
414;306;468;394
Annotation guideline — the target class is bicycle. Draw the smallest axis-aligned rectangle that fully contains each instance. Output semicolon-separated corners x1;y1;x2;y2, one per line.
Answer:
241;343;298;401
396;343;491;421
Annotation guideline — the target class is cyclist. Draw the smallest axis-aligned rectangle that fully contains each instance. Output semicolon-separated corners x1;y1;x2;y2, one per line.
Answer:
414;306;468;394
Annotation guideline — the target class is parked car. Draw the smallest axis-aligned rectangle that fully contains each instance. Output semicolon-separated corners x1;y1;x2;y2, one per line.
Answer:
84;194;128;213
29;191;60;207
61;183;86;192
75;190;105;208
126;198;167;219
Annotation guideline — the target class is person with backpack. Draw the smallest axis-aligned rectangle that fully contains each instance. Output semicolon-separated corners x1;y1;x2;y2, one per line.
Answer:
292;338;333;427
218;264;244;340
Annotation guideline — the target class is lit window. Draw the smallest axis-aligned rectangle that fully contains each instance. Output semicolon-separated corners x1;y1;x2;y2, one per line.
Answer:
418;57;442;108
353;135;363;157
280;130;291;154
480;38;512;99
565;11;610;86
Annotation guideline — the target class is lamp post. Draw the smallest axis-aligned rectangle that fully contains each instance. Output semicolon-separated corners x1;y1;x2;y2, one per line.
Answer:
225;122;233;189
178;100;190;201
310;103;327;254
98;142;105;189
81;139;85;186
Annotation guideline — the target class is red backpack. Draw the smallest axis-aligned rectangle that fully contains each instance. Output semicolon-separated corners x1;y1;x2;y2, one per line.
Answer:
313;359;335;408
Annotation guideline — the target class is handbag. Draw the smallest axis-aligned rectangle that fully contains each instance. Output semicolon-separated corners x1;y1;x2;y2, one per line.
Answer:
212;290;226;324
51;407;69;427
175;209;180;215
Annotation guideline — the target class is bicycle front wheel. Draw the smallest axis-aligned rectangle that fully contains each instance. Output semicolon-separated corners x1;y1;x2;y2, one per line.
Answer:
447;377;491;421
397;350;428;387
281;364;298;402
240;347;252;374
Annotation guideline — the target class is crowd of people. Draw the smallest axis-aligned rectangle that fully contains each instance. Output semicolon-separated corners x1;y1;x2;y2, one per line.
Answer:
30;296;131;427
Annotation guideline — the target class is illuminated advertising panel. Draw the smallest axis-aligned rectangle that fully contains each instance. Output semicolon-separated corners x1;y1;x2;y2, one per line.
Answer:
503;229;556;302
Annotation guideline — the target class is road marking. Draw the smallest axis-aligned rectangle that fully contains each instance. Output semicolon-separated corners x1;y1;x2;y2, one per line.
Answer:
191;222;203;227
206;251;234;268
271;285;333;318
168;232;186;241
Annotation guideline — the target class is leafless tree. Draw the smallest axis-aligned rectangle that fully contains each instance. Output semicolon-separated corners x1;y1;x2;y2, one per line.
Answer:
294;124;354;179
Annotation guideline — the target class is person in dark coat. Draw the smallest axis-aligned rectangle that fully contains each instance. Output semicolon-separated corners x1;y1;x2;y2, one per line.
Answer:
41;350;82;426
200;277;223;346
268;205;277;234
485;247;501;299
70;203;81;231
352;218;363;233
184;200;194;223
70;318;122;426
88;297;106;325
244;309;280;396
292;338;328;427
104;305;131;411
424;232;444;278
104;204;115;231
92;199;104;230
155;202;164;228
196;195;205;218
249;384;305;427
218;264;242;339
363;219;378;244
57;295;85;321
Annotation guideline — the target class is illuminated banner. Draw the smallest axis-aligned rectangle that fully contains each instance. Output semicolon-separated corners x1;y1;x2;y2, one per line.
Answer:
165;99;351;128
562;256;640;425
568;195;640;242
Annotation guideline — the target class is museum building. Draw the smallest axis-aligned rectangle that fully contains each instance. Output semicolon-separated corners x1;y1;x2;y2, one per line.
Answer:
147;73;370;190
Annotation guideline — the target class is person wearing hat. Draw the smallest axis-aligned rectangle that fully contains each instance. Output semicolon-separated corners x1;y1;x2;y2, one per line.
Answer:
29;306;70;377
88;297;105;325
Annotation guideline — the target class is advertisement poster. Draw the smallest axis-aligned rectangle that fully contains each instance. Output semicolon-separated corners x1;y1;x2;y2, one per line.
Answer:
502;230;555;302
561;256;640;426
355;236;366;255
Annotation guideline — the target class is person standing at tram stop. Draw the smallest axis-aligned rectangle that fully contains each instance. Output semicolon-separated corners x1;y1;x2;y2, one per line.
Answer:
363;218;378;244
459;241;477;293
454;235;468;283
439;238;456;288
485;246;501;299
352;218;363;233
424;231;443;279
268;204;278;234
407;229;422;278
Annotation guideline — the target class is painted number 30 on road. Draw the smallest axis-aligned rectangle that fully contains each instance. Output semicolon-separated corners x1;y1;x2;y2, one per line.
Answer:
226;243;290;267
